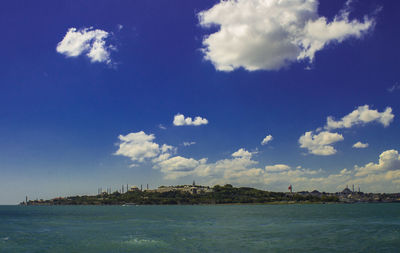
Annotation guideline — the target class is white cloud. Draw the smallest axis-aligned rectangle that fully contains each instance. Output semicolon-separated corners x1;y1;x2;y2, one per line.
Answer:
114;132;400;192
56;27;114;64
325;105;394;130
276;150;400;193
355;150;400;177
151;153;172;164
299;131;344;155
114;131;175;164
262;165;336;192
261;135;273;145
388;83;400;93
299;105;393;155
231;148;254;159
153;147;262;182
173;114;208;126
156;156;208;180
353;141;369;149
161;144;174;153
265;164;290;172
217;152;258;172
198;0;374;71
158;124;167;130
213;152;263;184
349;149;400;192
153;148;261;181
183;141;196;147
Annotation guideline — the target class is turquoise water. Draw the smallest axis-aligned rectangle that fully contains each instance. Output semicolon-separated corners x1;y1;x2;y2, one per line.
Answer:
0;204;399;252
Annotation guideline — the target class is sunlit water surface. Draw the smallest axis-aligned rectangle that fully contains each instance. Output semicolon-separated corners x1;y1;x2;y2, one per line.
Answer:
1;204;399;252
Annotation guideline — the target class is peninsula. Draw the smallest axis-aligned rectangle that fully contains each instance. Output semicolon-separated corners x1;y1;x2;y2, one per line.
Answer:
21;184;400;206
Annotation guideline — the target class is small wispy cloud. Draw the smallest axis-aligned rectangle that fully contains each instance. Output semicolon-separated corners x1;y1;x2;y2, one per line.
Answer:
387;83;400;93
261;135;273;145
158;124;167;130
183;141;196;147
353;141;369;149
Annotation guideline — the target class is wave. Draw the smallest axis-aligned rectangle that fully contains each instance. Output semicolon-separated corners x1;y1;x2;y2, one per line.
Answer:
122;237;165;247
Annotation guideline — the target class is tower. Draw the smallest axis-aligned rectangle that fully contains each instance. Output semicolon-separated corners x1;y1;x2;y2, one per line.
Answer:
193;180;195;186
352;184;354;193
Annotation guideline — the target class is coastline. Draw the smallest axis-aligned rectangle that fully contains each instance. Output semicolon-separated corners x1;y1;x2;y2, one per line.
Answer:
21;184;400;206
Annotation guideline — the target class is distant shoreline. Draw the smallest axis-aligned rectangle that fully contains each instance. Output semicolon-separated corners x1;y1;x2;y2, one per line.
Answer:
16;202;400;207
21;184;400;206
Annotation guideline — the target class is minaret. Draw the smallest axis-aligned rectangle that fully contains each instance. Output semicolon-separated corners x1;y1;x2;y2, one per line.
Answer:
352;184;354;193
141;184;143;191
147;184;149;190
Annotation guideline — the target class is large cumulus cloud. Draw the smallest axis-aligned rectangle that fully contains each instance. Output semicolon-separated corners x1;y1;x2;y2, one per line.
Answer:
198;0;374;71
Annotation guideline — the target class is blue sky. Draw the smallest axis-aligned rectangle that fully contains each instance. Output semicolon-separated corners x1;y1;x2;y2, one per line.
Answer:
1;0;400;204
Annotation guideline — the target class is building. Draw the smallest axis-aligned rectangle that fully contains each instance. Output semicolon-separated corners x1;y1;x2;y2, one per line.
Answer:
129;186;141;192
152;184;213;194
310;190;321;197
341;186;352;195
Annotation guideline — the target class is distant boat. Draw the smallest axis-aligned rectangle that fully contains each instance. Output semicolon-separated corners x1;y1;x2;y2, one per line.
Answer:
122;203;137;206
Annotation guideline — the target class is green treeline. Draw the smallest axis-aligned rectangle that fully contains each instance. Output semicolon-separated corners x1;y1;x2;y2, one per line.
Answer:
26;184;339;205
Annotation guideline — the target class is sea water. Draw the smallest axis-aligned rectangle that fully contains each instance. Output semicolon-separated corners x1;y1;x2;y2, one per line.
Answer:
0;204;399;252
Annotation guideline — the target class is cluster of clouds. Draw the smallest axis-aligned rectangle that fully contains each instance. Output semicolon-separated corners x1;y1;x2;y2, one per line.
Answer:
56;27;114;64
56;1;376;71
114;130;269;181
113;104;396;191
173;114;208;126
198;0;375;71
114;131;400;192
52;3;394;192
350;149;400;192
114;131;262;182
354;150;400;179
299;105;394;155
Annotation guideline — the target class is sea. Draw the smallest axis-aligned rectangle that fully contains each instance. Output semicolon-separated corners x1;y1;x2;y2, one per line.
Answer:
0;204;399;253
